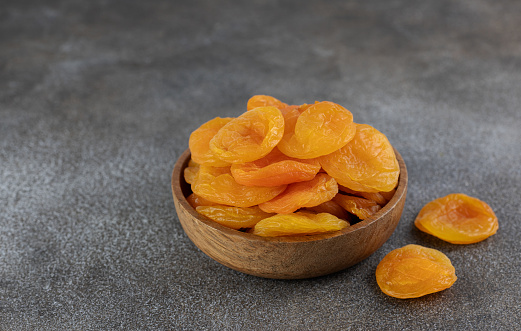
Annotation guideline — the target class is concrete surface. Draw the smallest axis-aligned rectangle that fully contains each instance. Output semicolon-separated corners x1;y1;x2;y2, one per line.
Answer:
1;0;520;329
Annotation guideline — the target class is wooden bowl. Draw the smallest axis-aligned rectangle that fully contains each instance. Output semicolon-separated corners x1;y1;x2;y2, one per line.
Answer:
172;148;408;279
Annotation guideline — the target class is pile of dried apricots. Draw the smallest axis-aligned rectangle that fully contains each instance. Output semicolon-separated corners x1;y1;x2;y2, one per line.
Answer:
185;95;400;236
183;94;499;300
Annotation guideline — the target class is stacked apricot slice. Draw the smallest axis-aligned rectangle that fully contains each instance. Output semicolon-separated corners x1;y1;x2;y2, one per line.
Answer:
185;95;400;237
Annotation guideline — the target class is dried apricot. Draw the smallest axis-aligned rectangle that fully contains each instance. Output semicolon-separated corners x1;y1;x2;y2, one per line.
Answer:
304;200;352;222
196;205;274;230
252;211;349;237
338;185;388;206
192;165;286;207
277;101;356;159
209;106;284;163
230;148;321;187
258;173;338;214
183;159;200;185
186;193;220;208
414;193;498;244
189;117;233;167
333;194;381;220
247;95;288;111
319;123;399;193
376;244;457;299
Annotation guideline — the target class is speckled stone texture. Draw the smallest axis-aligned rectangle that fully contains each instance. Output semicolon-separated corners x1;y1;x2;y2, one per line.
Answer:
1;0;520;329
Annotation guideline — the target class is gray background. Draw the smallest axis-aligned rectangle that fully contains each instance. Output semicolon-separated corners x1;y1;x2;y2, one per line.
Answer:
1;0;520;329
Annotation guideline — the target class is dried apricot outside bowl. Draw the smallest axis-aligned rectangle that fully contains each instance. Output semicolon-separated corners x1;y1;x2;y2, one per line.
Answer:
171;148;408;279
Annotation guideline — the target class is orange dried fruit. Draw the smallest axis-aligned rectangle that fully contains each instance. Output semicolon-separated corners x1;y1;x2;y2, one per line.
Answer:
319;123;399;193
196;205;274;230
191;165;286;207
333;194;381;220
247;95;288;111
258;173;338;214
414;193;498;244
376;244;457;299
183;159;200;185
230;148;321;187
209;106;284;163
304;200;352;222
338;185;388;206
277;101;356;159
186;193;220;209
189;117;233;167
252;211;349;237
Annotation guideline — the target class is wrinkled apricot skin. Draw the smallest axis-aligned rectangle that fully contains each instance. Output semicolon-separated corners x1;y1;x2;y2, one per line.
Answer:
209;106;284;163
183;159;200;185
230;148;321;187
414;193;498;244
258;173;338;214
189;117;233;167
319;123;399;193
277;101;356;159
376;244;457;299
247;95;288;111
305;200;352;221
191;165;286;207
338;185;388;206
333;194;381;220
252;211;349;237
186;193;221;208
196;205;274;230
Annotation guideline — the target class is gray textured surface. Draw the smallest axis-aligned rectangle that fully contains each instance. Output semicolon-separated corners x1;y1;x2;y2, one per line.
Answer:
1;0;521;329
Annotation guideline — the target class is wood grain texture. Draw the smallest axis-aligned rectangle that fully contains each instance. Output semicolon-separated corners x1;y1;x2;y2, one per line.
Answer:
172;148;408;279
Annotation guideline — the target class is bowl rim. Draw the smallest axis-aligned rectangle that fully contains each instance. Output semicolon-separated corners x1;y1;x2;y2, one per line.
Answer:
172;147;407;244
